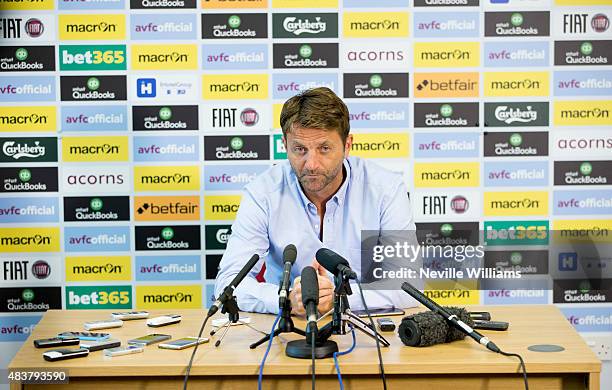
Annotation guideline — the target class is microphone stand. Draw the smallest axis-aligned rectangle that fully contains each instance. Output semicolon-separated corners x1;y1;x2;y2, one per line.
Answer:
317;272;390;349
249;297;306;349
209;294;266;347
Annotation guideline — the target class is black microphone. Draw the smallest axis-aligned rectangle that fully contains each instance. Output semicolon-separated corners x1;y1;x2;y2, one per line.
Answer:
315;248;357;279
301;266;319;343
401;282;501;353
398;307;473;347
207;254;260;318
278;244;297;308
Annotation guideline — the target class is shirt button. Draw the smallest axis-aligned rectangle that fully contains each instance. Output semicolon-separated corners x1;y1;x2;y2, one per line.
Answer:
315;224;319;229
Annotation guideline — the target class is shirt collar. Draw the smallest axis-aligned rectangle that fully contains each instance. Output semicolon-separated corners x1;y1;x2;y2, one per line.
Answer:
292;158;351;210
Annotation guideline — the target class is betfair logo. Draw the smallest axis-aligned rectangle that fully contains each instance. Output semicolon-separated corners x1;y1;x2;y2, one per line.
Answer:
554;101;612;126
66;256;131;281
484;72;549;97
484;192;549;216
132;45;197;70
414;163;479;187
59;15;125;40
350;133;409;158
414;42;479;68
135;196;200;221
0;227;59;252
134;166;200;191
62;136;128;162
414;73;479;98
203;74;268;100
343;12;409;38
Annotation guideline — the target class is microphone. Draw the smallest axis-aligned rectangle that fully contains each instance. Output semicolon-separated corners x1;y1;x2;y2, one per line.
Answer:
278;244;297;308
315;248;357;279
207;254;260;318
401;282;501;353
301;266;319;343
398;307;473;347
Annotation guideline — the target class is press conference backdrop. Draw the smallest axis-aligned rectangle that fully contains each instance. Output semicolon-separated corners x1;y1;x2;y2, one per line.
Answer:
0;0;611;386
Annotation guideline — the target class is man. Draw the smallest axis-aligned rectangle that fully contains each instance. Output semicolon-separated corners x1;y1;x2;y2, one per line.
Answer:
214;87;417;315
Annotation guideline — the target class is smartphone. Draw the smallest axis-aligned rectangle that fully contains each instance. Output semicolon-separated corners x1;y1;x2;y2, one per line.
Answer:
352;307;405;318
376;318;396;332
34;337;80;349
111;311;149;321
127;334;171;346
42;348;89;362
58;331;110;341
104;345;144;357
473;320;509;331
158;337;209;350
83;319;123;331
80;339;121;352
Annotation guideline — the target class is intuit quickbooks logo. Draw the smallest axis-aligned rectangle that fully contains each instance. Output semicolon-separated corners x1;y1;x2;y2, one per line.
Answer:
64;226;130;252
0;167;58;193
202;13;267;39
63;196;130;222
344;73;409;98
60;75;127;101
135;225;201;251
414;103;478;128
484;131;548;157
273;43;338;69
204;135;270;161
132;105;198;131
485;11;549;37
1;287;61;313
554;161;612;185
555;40;612;66
135;255;200;281
66;286;132;310
0;46;55;72
130;0;195;8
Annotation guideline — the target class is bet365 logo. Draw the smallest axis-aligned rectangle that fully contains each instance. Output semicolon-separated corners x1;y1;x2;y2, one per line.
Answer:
66;286;131;309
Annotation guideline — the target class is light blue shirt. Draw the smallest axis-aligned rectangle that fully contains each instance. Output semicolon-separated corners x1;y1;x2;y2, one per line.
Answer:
214;156;418;314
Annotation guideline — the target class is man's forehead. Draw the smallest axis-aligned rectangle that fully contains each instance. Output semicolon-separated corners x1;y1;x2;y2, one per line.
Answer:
287;127;341;143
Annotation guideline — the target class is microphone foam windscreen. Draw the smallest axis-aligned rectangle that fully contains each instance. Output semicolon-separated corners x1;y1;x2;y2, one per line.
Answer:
398;307;474;347
283;244;297;264
315;248;348;275
301;266;319;306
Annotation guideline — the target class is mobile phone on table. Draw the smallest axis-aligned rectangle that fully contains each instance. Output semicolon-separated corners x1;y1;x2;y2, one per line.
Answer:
58;331;110;341
352;307;405;318
104;345;144;357
34;337;80;348
80;339;121;352
111;311;149;321
42;348;89;362
158;337;209;350
127;334;171;346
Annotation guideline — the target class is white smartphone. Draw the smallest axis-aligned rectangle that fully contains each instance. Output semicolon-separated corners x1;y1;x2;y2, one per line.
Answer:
127;334;171;346
158;337;209;350
84;319;123;331
111;311;149;321
104;345;144;357
80;339;121;352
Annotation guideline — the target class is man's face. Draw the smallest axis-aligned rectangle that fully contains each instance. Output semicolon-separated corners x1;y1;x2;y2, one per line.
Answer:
284;126;352;195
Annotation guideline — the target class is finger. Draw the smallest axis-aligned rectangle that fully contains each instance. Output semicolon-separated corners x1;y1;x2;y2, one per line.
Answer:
311;259;327;275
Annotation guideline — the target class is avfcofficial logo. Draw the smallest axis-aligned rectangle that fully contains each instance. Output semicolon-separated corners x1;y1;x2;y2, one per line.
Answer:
283;16;327;35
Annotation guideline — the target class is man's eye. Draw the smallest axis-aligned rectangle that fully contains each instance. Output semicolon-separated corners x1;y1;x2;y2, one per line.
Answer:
294;146;305;153
321;146;330;152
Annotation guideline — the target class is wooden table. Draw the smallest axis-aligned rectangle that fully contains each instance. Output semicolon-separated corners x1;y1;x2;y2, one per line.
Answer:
8;305;601;389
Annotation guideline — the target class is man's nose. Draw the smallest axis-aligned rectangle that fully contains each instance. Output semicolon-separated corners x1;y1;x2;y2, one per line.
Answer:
303;152;321;171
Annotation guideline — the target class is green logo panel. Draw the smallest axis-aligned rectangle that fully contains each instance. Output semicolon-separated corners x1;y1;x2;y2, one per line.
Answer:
60;45;127;70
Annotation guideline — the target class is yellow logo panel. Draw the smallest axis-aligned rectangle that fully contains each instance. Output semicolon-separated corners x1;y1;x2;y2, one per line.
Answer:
555;0;611;4
0;227;60;252
62;136;128;162
132;44;197;70
414;42;479;68
59;14;126;40
484;72;549;97
134;196;200;221
273;104;283;129
203;0;267;7
134;166;200;192
0;106;56;132
343;12;409;38
0;0;53;10
414;162;479;188
205;195;241;220
552;219;612;244
136;285;202;309
66;256;131;281
414;73;479;98
203;74;268;100
424;281;480;305
350;133;409;158
554;100;612;126
484;191;549;217
273;0;337;7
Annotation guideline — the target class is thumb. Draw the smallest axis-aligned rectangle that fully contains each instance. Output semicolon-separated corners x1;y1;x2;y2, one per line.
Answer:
311;259;327;276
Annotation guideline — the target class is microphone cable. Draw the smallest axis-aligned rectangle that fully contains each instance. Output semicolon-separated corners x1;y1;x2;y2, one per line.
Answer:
258;311;282;390
355;279;387;390
183;314;212;390
333;325;356;390
499;350;529;390
311;329;316;390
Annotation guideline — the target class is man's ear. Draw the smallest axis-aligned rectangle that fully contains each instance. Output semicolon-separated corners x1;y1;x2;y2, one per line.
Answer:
344;134;353;156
